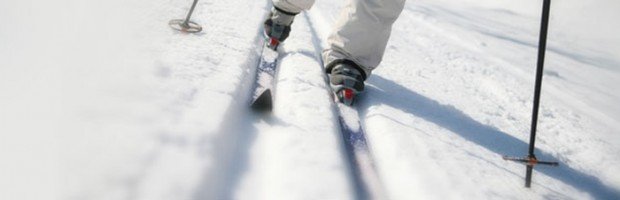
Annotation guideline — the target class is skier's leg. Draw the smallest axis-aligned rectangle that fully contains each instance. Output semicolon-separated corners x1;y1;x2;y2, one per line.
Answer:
273;0;316;13
265;0;316;42
324;0;406;80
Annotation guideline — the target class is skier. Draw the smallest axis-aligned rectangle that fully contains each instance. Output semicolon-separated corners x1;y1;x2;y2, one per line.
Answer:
264;0;406;105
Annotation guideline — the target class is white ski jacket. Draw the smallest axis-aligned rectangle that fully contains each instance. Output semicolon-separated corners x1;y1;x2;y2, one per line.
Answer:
273;0;406;77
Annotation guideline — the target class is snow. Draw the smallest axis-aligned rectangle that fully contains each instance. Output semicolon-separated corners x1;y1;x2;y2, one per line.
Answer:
1;0;619;199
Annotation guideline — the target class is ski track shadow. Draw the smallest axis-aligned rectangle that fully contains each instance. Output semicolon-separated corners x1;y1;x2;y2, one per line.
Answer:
362;75;620;199
192;111;260;200
192;3;273;198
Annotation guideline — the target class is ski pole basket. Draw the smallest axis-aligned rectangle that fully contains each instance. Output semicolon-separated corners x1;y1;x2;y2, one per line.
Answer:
169;0;203;33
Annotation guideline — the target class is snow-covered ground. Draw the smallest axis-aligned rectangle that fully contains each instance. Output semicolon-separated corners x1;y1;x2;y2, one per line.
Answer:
1;0;619;199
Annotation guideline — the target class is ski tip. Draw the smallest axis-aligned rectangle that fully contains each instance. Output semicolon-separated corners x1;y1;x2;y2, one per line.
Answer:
251;89;273;112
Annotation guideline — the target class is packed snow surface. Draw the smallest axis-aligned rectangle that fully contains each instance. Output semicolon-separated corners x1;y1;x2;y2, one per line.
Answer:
1;0;619;199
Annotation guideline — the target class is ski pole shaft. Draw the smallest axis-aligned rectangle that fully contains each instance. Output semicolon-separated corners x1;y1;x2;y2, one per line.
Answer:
525;165;534;187
528;0;551;157
184;0;200;25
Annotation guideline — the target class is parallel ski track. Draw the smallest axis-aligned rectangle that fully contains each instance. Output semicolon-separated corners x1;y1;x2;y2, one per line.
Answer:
207;8;387;199
194;5;278;199
302;12;387;200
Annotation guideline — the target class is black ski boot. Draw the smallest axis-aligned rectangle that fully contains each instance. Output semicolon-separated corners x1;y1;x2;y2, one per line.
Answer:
264;7;297;49
326;60;366;106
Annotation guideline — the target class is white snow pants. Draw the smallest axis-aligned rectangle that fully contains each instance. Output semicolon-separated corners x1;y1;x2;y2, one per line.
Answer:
273;0;406;78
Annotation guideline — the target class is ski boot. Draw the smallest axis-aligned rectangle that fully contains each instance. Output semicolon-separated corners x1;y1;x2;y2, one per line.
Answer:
327;60;366;106
264;7;297;50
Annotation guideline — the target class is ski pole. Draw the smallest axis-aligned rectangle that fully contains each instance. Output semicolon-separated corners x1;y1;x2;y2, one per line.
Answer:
504;0;558;188
169;0;203;33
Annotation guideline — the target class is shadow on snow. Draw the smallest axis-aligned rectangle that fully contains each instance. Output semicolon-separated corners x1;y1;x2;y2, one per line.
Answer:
362;75;620;199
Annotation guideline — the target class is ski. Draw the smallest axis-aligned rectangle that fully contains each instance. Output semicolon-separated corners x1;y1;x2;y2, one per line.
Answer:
326;82;384;199
250;37;281;112
302;22;382;200
292;11;384;198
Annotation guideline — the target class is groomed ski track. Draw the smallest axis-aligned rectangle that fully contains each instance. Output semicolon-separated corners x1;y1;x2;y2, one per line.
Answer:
200;2;620;199
48;0;620;199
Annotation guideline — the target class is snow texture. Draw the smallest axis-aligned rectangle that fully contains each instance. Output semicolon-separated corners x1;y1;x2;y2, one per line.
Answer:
1;0;619;199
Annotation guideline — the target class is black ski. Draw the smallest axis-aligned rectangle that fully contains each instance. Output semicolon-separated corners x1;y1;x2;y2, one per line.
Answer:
250;37;281;112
